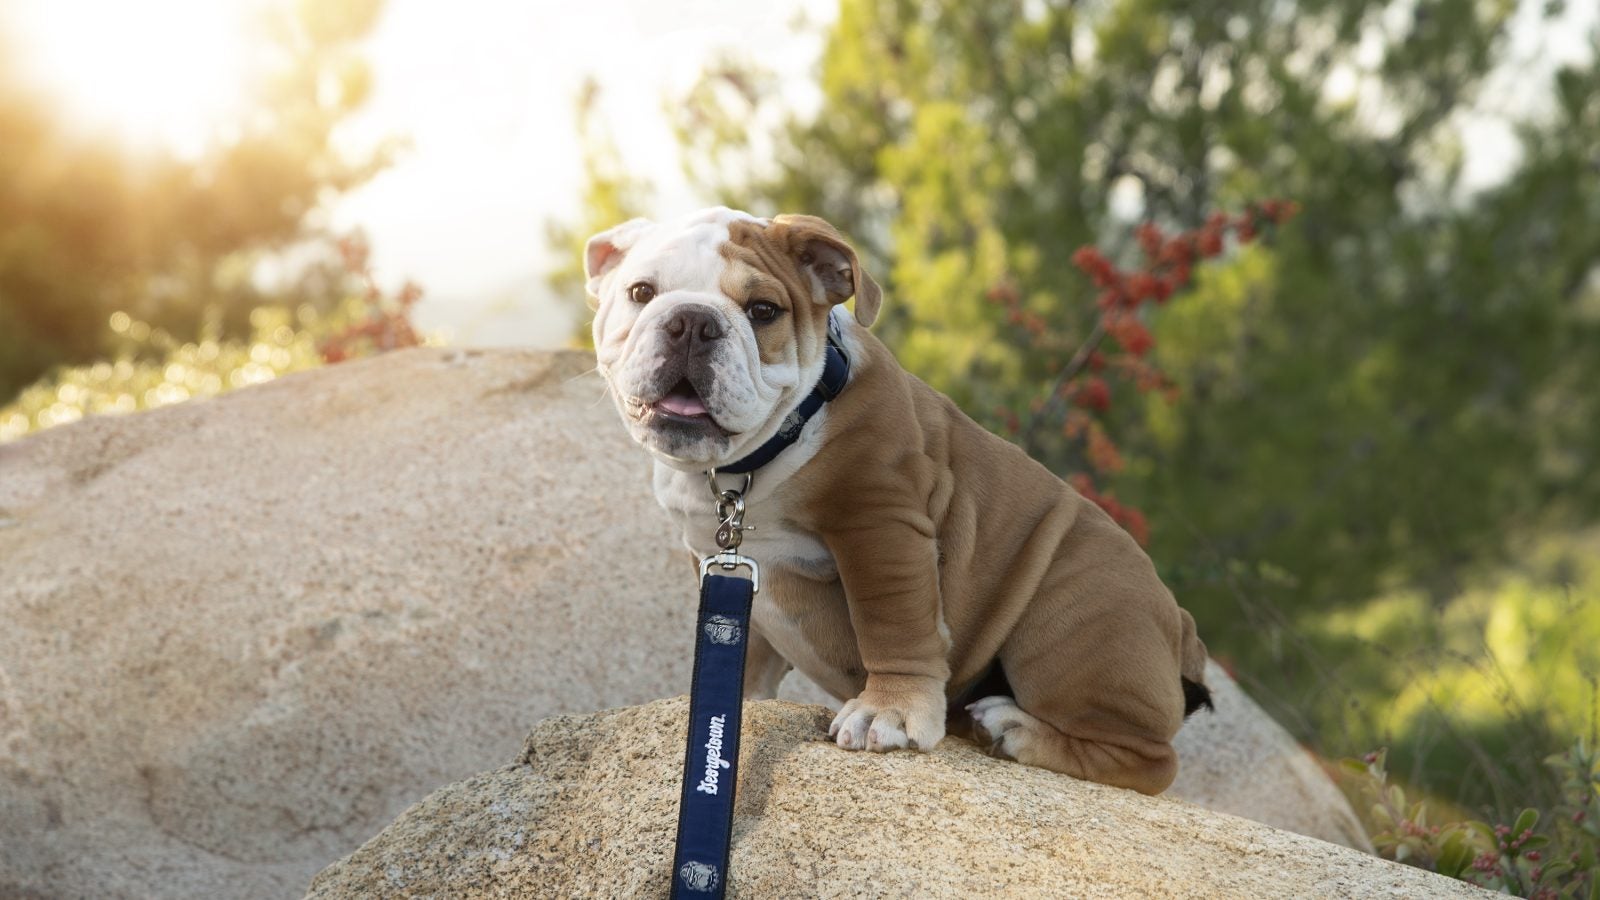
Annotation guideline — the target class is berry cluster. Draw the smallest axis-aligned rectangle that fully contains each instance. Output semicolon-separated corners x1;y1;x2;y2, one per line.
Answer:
320;235;425;363
989;200;1301;545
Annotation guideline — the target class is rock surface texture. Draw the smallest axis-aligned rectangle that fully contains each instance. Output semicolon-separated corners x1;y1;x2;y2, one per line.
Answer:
309;698;1474;899
1;348;1368;899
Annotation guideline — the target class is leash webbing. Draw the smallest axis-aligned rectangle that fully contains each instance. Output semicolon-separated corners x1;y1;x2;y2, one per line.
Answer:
671;318;853;895
669;572;755;897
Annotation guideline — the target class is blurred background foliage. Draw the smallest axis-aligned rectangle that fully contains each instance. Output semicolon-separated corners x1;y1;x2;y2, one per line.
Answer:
568;0;1600;823
2;0;1598;855
0;0;392;403
544;77;652;349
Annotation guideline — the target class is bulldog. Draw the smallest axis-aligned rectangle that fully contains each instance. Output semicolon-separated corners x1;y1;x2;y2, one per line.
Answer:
586;207;1210;795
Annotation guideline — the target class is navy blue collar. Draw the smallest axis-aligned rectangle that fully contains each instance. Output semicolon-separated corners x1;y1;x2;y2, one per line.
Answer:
717;322;851;475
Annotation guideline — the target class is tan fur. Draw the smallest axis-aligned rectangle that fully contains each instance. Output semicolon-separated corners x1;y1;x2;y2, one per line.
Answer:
592;209;1208;795
713;217;1209;795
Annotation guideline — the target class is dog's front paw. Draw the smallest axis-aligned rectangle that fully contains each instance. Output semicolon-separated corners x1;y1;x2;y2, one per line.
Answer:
828;674;946;753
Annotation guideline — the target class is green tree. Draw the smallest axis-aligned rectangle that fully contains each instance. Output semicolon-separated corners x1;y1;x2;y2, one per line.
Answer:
0;0;392;402
654;0;1600;811
545;78;653;347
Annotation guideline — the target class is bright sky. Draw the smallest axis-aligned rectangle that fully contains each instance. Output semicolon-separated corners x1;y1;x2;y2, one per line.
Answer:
325;0;832;347
1;0;832;348
1;0;257;156
0;0;1593;348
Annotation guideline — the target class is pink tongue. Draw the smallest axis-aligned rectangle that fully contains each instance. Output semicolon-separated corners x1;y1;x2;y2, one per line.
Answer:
658;392;708;417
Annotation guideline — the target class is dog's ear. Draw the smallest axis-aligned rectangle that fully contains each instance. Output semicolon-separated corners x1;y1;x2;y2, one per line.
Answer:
772;214;882;327
583;218;654;307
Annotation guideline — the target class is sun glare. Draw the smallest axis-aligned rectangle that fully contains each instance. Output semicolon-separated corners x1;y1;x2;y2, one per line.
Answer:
3;0;255;157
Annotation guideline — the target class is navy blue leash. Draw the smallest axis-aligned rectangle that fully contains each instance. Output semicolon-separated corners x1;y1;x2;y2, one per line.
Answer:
671;328;854;895
669;571;755;897
671;472;761;898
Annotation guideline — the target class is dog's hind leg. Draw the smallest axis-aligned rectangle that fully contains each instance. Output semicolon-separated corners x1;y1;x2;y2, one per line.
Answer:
743;627;792;701
968;694;1178;795
968;537;1191;795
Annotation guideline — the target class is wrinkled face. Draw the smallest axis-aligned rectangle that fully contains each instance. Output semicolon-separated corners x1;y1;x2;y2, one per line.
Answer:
586;207;879;471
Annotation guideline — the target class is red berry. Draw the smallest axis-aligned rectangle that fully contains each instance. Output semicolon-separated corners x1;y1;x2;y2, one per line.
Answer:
1136;222;1164;259
1125;272;1158;305
1160;237;1193;267
1072;245;1117;287
1086;423;1124;473
1121;507;1149;545
1075;377;1111;412
1110;316;1154;357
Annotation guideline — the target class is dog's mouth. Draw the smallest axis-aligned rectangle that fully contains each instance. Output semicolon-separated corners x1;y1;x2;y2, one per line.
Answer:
629;378;729;435
654;379;710;420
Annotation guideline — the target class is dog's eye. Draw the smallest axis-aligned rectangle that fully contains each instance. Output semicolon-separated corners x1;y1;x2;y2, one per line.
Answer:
747;300;781;323
628;282;656;304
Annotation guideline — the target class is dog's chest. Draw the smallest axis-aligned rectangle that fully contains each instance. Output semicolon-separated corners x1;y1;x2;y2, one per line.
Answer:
653;465;862;698
653;470;839;581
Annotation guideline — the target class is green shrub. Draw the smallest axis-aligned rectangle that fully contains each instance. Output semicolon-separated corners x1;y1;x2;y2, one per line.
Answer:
1347;744;1600;898
1;242;426;442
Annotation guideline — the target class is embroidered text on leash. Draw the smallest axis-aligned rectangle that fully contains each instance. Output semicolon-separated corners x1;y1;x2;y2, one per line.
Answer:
696;714;731;795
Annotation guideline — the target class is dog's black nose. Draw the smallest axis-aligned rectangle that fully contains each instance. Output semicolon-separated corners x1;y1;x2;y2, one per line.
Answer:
663;307;725;353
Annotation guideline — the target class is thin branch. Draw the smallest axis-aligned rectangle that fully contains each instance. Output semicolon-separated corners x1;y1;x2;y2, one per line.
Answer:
1019;318;1107;455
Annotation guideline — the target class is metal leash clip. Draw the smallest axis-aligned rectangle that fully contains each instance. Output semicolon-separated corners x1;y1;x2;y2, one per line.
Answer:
699;469;760;593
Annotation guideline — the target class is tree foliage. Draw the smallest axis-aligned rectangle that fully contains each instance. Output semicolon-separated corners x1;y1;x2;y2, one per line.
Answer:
0;0;392;401
1;232;428;442
545;79;653;348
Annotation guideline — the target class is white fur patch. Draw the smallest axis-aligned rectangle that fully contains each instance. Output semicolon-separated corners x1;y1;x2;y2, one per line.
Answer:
594;207;879;704
968;695;1041;761
591;206;841;472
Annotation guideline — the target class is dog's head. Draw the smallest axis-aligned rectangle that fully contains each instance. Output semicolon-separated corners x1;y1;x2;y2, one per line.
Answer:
586;207;879;471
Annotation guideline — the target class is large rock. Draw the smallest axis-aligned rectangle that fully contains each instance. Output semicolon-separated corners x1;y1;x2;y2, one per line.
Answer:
777;660;1373;854
308;698;1468;899
1169;663;1372;852
0;348;1367;899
